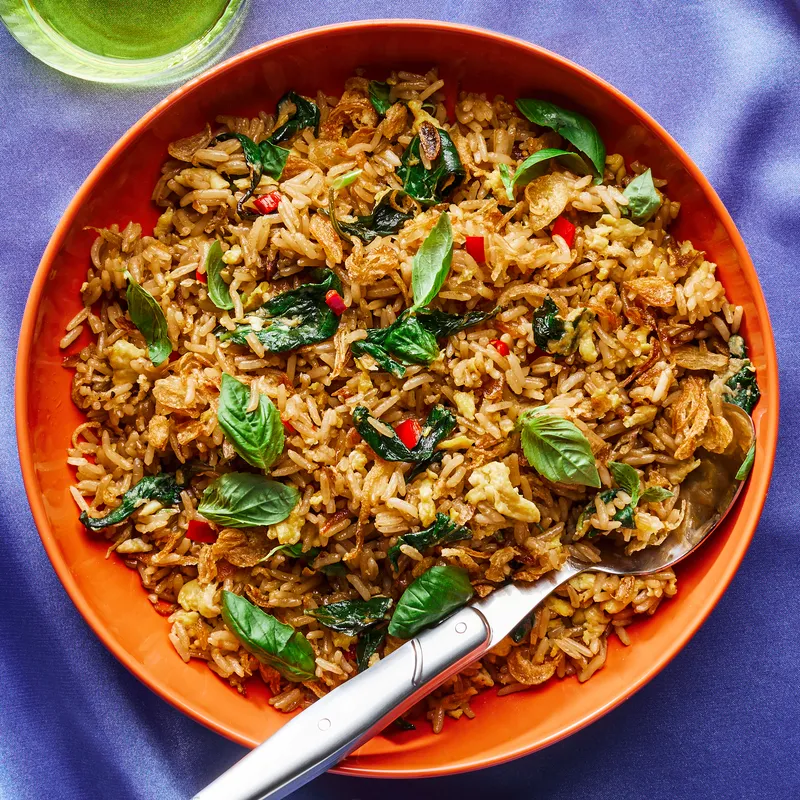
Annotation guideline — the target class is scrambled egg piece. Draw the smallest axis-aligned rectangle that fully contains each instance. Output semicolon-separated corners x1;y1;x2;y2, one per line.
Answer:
108;339;146;373
465;461;541;523
454;391;476;420
549;308;595;357
116;537;152;554
267;504;305;545
417;478;436;527
177;579;220;618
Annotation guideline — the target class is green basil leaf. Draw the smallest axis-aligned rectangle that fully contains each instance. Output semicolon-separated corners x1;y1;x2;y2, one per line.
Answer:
218;269;342;353
613;503;636;529
221;590;315;681
307;596;392;636
518;408;601;488
331;169;362;191
368;80;392;115
125;273;171;365
198;473;299;528
532;295;566;351
388;566;474;639
382;315;440;364
725;361;760;415
214;132;284;215
270;91;321;144
623;168;661;222
498;163;515;201
217;373;284;470
205;241;234;311
516;99;606;179
639;486;675;504
608;461;641;507
411;212;453;309
259;139;290;181
388;513;471;570
352;405;456;480
398;130;465;205
356;624;387;672
80;473;182;530
333;190;414;243
505;148;591;196
735;442;756;481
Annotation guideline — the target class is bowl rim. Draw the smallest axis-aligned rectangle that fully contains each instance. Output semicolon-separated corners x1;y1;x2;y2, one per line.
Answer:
15;18;780;779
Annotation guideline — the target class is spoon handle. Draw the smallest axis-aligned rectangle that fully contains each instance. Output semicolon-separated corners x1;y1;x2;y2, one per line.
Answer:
193;604;491;800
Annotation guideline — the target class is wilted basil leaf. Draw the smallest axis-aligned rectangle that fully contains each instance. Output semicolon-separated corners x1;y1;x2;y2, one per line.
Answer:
264;541;321;561
398;130;465;205
502;148;591;197
623;168;661;223
125;273;171;365
80;473;182;530
270;91;320;144
356;624;387;672
222;591;315;681
217;373;284;470
532;296;566;351
214;132;290;214
218;269;342;353
517;407;601;488
725;362;760;415
388;566;474;639
388;513;471;569
352;306;495;378
198;473;299;528
353;405;456;479
332;190;414;243
515;99;606;179
411;212;453;309
368;80;392;115
205;241;234;311
307;596;392;636
510;613;533;643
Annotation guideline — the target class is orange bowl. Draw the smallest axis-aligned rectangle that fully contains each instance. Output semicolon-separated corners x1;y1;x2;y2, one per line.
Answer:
16;20;778;778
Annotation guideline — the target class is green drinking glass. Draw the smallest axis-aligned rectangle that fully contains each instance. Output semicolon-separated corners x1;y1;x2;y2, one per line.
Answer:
0;0;248;85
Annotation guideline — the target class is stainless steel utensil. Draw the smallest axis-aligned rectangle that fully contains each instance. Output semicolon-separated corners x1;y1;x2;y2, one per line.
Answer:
194;402;755;800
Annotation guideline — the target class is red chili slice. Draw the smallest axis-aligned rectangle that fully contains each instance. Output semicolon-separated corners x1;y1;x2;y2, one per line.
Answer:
490;338;510;356
394;418;422;449
254;191;282;215
282;418;296;434
325;289;347;316
195;270;207;284
552;216;576;248
465;236;486;263
186;519;217;544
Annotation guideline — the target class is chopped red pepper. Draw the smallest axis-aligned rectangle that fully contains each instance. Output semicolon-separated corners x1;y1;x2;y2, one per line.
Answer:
168;350;181;363
552;216;576;248
394;418;422;449
195;270;207;284
186;519;217;544
253;191;282;215
282;418;296;434
465;236;486;263
490;338;510;356
325;289;347;316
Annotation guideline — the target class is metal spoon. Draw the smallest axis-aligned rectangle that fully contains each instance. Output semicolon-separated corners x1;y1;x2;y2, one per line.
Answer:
194;402;754;800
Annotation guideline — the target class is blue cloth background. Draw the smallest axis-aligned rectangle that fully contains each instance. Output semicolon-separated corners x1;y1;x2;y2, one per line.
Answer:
2;2;798;798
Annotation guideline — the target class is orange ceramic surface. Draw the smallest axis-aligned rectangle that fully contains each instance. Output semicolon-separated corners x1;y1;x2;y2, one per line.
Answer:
15;20;778;778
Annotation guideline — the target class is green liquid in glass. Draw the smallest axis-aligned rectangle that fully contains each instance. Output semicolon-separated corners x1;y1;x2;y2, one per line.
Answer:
29;0;231;59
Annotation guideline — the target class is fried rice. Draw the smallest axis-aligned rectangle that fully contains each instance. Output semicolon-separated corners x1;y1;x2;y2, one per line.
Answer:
64;69;754;732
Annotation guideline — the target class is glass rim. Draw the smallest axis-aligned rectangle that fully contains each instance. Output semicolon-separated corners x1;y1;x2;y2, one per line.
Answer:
0;0;248;86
